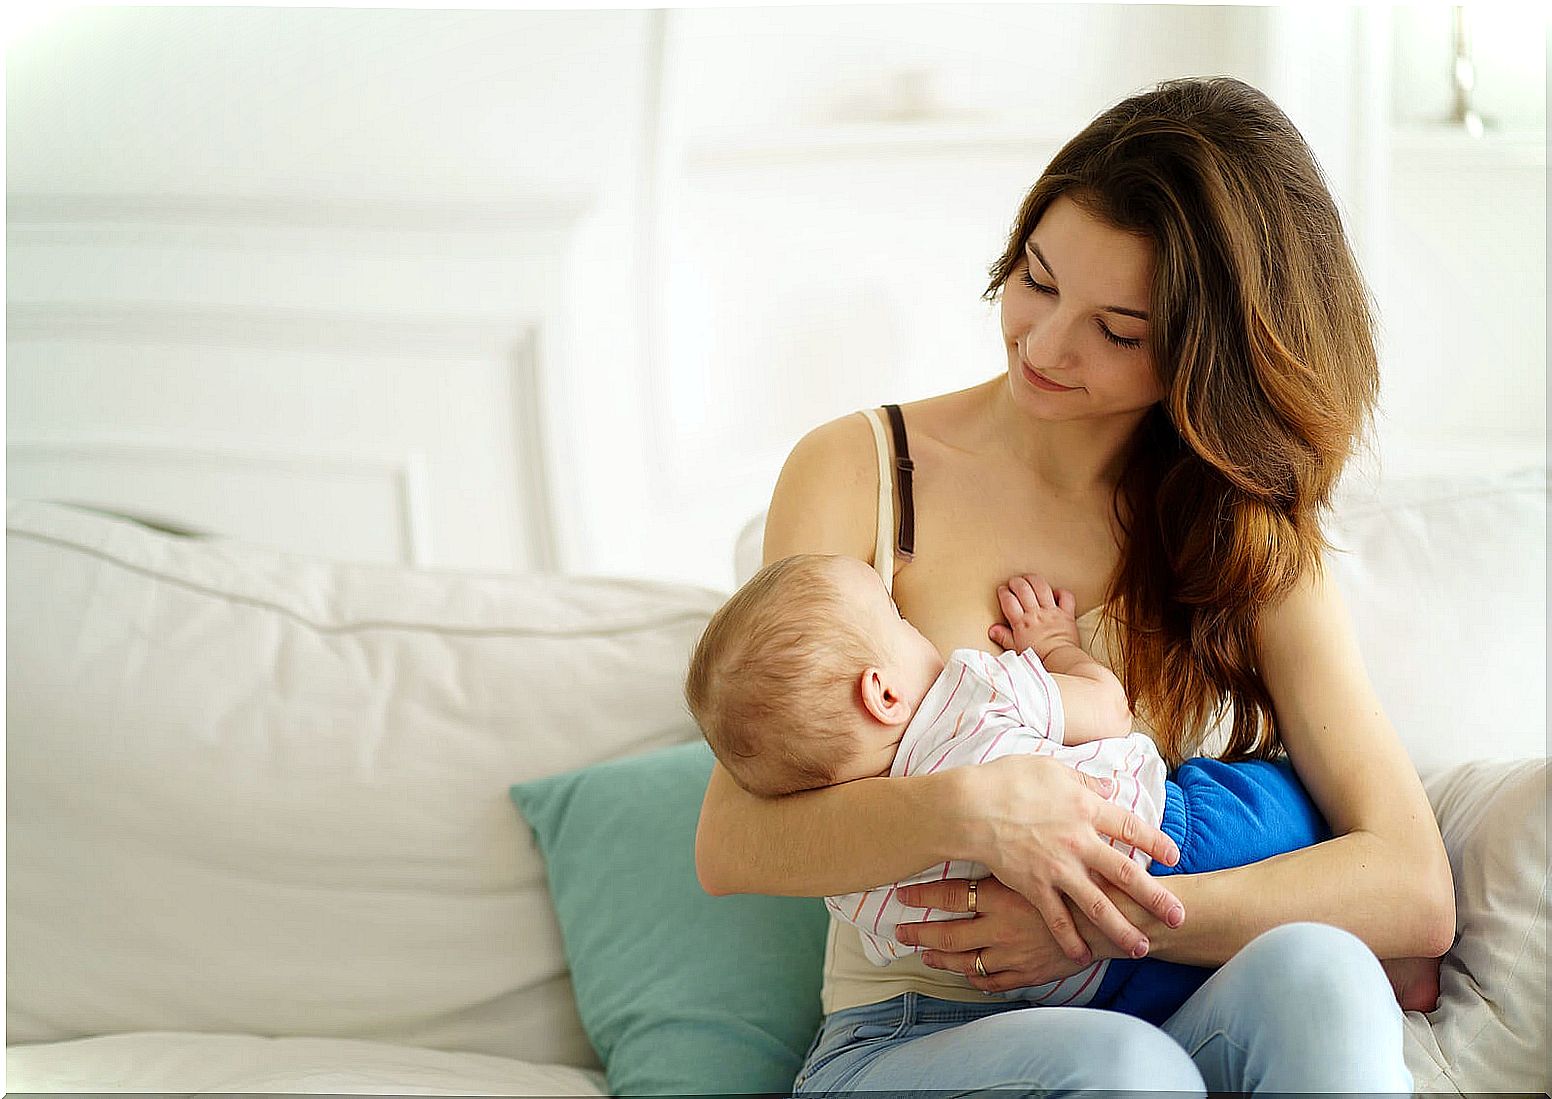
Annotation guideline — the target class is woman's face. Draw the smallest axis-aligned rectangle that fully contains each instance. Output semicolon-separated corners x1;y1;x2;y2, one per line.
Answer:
1000;193;1164;422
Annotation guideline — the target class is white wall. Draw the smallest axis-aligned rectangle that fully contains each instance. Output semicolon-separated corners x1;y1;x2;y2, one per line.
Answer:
6;6;658;572
7;4;1545;590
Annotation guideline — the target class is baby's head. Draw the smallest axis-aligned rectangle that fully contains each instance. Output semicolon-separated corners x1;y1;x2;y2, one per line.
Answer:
685;553;944;797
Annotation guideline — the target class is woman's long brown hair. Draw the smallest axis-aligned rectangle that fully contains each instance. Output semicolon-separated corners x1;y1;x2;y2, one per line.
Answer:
985;77;1379;766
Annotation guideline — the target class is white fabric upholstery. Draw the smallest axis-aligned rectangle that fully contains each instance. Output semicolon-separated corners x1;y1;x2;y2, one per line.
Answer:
6;499;722;1072
1405;758;1549;1095
1324;467;1547;775
6;465;1547;1094
4;1032;606;1094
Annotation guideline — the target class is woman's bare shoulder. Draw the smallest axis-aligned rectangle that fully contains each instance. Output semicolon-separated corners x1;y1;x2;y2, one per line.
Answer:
763;411;880;566
898;379;1000;455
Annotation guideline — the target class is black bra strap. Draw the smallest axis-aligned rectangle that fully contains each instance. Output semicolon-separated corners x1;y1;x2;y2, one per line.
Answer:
882;404;916;561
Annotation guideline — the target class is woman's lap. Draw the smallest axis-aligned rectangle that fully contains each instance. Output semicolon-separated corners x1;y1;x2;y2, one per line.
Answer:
1157;922;1412;1094
793;990;1203;1096
794;923;1411;1097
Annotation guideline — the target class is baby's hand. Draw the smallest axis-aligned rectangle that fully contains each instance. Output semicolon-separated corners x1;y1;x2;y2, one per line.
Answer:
989;575;1080;658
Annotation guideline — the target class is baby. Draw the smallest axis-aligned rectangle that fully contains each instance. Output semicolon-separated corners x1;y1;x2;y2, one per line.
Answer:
686;552;1442;1016
685;552;1168;1005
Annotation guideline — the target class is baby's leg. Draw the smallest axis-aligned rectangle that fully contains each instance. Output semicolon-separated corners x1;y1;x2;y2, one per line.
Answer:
1380;955;1442;1012
1095;757;1333;1023
1157;757;1330;877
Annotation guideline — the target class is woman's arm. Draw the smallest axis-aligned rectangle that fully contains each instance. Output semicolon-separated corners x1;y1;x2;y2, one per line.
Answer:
694;414;1184;959
1106;564;1456;964
898;564;1455;990
696;414;966;896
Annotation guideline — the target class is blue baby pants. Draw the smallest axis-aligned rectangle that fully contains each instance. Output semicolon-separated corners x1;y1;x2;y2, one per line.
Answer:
1088;756;1332;1022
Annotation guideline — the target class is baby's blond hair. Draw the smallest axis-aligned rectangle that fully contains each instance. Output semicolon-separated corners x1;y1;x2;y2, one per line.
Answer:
685;554;883;796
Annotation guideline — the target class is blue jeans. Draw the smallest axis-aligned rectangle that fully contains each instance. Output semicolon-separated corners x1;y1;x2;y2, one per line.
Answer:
793;923;1412;1096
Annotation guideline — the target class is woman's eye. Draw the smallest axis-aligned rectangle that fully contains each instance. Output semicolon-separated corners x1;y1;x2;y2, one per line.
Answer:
1020;270;1057;295
1099;325;1144;350
1021;264;1142;350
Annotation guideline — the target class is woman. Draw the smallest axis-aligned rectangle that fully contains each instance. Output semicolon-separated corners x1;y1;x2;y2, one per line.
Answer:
695;77;1454;1094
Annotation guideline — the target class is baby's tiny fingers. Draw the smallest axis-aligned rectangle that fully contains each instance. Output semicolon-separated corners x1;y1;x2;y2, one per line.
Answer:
1009;576;1038;608
1056;588;1077;616
997;585;1024;621
1027;575;1056;606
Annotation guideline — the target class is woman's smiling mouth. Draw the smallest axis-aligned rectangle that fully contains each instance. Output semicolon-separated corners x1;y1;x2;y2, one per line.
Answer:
1022;360;1082;392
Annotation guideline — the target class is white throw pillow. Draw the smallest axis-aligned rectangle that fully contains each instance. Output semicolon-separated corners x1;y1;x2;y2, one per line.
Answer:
6;500;723;1067
1404;758;1549;1094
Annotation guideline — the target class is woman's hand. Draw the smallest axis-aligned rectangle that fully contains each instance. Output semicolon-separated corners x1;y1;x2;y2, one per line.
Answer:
931;754;1184;964
895;877;1099;993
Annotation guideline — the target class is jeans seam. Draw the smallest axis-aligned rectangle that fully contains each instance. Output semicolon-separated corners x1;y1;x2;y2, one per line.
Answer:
1185;1025;1253;1063
795;995;916;1091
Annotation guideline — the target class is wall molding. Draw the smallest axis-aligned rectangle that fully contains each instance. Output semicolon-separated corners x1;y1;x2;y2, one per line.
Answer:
6;192;590;235
507;327;559;573
6;301;531;360
7;435;436;567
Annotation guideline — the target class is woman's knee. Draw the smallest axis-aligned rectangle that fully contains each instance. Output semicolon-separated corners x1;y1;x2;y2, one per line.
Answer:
1239;922;1394;1006
978;1009;1205;1094
1099;1019;1207;1094
1228;922;1411;1088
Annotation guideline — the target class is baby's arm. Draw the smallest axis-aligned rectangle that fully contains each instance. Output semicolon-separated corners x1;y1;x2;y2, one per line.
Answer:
990;574;1132;744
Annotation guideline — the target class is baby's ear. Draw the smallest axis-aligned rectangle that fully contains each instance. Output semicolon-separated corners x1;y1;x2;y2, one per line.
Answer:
858;667;910;724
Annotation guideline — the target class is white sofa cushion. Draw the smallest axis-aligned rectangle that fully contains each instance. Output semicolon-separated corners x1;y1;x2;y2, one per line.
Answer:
4;1033;607;1095
5;500;722;1067
1404;758;1549;1095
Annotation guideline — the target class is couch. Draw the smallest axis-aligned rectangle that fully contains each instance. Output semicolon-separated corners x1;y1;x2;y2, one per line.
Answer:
6;465;1548;1095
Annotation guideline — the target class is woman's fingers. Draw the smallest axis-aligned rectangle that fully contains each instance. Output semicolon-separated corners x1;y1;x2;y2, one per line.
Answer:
1068;877;1151;959
897;877;978;914
1093;798;1180;868
1032;889;1091;964
1076;770;1116;798
923;946;1019;994
1091;844;1186;929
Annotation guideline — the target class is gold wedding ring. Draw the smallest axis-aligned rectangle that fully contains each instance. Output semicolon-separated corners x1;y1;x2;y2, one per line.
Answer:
966;878;978;915
973;950;988;980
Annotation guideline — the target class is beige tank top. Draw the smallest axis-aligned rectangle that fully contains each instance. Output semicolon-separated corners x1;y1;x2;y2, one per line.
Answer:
823;408;1121;1013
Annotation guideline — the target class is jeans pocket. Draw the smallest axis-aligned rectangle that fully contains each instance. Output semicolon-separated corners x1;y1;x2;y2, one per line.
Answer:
793;997;910;1093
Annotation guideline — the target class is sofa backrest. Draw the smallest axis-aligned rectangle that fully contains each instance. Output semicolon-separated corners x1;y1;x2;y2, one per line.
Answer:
1322;466;1546;775
6;500;724;1066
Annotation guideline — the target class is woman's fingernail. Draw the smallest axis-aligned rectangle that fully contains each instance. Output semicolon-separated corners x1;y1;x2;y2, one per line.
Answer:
1167;905;1184;928
1132;938;1150;958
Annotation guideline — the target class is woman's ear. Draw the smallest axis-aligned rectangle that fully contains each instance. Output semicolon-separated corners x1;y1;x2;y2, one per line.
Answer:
859;666;912;725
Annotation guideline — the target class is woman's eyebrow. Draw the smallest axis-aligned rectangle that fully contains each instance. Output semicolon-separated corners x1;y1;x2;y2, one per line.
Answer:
1027;240;1150;321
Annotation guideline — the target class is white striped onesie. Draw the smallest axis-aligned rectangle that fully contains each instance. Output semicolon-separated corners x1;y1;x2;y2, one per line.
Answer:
824;645;1168;1005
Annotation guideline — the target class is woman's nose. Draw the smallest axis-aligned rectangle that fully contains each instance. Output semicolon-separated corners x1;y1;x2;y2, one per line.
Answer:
1022;310;1081;373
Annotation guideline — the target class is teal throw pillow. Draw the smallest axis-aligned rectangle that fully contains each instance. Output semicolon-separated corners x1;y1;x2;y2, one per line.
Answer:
510;740;830;1095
